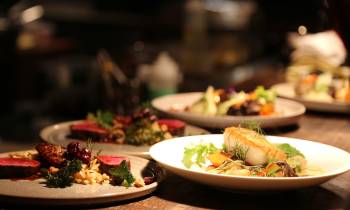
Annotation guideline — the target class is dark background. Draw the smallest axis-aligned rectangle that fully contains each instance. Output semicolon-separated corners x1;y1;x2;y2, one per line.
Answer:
0;0;332;142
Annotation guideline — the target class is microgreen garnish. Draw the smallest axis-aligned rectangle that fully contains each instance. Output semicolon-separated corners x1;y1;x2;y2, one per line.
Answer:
239;120;265;136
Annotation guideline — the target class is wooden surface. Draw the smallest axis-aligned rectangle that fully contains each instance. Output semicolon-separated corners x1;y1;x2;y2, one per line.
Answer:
1;112;350;210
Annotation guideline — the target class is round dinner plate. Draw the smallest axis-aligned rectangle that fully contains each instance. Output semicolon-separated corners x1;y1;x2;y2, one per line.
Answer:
272;83;350;113
149;134;350;191
40;120;209;159
0;151;163;206
151;92;306;128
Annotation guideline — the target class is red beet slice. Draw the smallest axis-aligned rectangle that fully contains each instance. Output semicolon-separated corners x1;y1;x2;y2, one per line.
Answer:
0;158;41;178
157;119;186;136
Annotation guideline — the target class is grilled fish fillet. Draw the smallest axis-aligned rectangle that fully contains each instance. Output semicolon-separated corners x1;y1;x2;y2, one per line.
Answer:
224;127;286;165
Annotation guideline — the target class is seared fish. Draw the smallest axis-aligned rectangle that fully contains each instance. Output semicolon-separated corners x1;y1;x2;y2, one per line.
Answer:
224;127;286;165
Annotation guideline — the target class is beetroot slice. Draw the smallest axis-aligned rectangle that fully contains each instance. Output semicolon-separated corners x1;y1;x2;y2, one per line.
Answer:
157;119;186;136
0;158;41;178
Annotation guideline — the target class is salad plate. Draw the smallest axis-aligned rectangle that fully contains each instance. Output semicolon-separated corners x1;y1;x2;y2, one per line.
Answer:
149;134;350;191
273;83;350;113
151;92;305;128
40;120;209;159
0;151;162;205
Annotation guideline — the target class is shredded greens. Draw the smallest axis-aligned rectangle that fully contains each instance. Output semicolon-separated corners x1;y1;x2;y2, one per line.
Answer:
277;143;304;158
44;159;82;188
87;110;115;129
109;160;135;187
182;143;219;168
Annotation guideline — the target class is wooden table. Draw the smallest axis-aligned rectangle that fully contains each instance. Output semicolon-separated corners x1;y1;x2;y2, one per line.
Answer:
1;112;350;210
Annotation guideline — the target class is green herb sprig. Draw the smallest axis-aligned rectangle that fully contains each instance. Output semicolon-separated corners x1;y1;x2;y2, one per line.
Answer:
109;160;135;187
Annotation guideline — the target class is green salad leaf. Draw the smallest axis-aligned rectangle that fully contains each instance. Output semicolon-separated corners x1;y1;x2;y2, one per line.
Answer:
109;160;135;187
182;143;219;168
277;143;304;158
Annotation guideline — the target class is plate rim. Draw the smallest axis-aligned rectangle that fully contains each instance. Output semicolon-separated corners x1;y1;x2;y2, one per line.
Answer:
151;92;306;128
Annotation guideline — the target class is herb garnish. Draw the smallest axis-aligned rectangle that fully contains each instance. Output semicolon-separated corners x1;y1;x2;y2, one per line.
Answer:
232;142;248;161
44;159;82;188
240;120;265;136
87;110;115;129
109;160;135;187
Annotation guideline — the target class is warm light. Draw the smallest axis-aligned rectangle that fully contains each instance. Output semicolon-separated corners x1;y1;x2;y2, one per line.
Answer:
21;5;44;24
298;25;307;35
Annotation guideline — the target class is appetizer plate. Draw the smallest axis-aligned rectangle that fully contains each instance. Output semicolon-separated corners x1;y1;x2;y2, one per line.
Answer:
151;92;306;128
272;83;350;113
0;151;163;206
40;121;209;159
150;134;350;191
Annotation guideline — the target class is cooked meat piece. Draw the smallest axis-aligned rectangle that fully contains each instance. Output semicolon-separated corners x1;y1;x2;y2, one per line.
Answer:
96;155;130;174
35;143;66;167
0;158;41;178
70;122;109;141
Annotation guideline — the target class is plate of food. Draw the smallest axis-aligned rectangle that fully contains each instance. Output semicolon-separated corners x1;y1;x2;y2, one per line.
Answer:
151;86;306;128
0;141;164;205
150;126;350;191
273;58;350;113
40;108;209;159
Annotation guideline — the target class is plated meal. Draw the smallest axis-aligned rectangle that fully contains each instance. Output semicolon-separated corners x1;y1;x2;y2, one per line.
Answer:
0;141;162;205
273;57;350;113
183;126;319;177
40;109;208;159
70;108;185;145
186;86;276;116
286;58;350;103
150;126;350;190
151;87;305;128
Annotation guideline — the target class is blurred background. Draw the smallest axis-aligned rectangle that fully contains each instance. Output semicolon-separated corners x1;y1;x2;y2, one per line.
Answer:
0;0;340;144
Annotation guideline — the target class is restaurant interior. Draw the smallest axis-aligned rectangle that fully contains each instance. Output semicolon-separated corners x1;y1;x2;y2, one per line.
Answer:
0;0;350;209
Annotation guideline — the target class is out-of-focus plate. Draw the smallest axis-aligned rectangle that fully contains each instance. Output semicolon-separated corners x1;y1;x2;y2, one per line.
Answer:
40;121;209;159
273;83;350;113
150;134;350;191
0;151;162;206
151;92;305;128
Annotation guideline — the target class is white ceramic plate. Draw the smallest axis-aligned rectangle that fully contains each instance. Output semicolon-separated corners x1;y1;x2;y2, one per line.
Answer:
40;120;209;159
150;134;350;191
0;151;163;205
151;92;305;128
273;83;350;113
